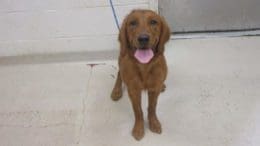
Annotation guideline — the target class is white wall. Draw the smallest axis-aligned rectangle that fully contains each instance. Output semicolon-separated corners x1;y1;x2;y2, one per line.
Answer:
0;0;157;57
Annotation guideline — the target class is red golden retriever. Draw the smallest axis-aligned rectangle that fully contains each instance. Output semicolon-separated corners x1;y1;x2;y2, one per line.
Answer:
111;9;170;140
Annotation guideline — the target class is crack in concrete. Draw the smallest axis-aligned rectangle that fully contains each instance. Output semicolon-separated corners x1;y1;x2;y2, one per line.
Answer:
76;67;93;145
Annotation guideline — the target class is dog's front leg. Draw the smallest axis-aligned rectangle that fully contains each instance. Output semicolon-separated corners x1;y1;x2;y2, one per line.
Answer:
127;87;144;140
148;90;162;134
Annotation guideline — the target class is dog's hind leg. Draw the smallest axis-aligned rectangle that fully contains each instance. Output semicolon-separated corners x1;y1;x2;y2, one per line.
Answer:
111;71;123;101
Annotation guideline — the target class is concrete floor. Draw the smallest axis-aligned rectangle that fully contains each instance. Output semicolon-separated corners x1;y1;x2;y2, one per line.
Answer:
0;36;260;146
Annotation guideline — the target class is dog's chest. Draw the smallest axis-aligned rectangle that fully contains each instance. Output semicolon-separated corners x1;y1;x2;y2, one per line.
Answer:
136;60;167;88
138;66;148;82
137;64;158;85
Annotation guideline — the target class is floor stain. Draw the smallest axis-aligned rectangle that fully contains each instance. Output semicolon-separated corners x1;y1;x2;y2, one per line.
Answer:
86;63;106;68
110;74;115;78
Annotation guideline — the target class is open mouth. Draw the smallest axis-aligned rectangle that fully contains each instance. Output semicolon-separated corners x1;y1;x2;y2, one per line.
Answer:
134;47;154;64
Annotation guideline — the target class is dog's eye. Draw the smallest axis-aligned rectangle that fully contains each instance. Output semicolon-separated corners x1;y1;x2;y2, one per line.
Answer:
129;20;137;27
150;19;158;25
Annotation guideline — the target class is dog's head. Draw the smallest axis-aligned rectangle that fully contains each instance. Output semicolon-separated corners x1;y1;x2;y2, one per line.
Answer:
119;9;170;63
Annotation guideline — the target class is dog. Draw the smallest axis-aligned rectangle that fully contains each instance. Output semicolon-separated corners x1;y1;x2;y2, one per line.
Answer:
111;9;170;140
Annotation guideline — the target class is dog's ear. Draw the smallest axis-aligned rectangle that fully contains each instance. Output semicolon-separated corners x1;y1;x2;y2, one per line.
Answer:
118;15;129;56
157;16;170;54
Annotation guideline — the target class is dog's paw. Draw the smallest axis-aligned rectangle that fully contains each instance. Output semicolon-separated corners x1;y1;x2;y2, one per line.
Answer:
149;118;162;134
132;122;144;141
111;88;122;101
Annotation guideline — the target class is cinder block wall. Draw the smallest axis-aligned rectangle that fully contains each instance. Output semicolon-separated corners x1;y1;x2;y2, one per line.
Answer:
0;0;157;57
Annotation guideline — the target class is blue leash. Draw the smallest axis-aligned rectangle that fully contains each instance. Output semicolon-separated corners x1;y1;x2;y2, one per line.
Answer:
109;0;120;30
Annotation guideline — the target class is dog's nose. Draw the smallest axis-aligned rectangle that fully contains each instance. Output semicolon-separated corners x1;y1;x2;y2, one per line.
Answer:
138;34;149;46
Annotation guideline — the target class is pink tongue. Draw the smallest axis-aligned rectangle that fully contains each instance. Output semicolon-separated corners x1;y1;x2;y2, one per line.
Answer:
134;48;154;64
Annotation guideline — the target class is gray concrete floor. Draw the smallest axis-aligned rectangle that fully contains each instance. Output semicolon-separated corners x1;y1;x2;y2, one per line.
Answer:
0;36;260;146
